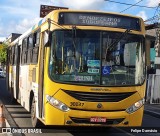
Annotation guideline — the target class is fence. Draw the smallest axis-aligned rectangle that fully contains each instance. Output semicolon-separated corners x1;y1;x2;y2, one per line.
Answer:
146;74;160;104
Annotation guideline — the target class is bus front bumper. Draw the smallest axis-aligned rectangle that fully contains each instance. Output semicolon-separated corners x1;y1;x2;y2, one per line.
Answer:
44;104;144;126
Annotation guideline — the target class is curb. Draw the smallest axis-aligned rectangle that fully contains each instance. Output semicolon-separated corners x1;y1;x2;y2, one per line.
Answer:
144;109;160;118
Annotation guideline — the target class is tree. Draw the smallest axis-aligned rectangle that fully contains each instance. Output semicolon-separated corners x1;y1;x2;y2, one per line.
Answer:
0;43;7;65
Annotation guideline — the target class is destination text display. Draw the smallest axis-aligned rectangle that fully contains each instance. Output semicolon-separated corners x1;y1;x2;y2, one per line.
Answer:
58;12;141;30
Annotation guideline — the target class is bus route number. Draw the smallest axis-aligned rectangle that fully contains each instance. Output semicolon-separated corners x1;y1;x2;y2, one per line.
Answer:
70;102;84;107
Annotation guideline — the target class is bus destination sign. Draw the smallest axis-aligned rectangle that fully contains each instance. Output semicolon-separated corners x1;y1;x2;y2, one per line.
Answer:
58;12;140;31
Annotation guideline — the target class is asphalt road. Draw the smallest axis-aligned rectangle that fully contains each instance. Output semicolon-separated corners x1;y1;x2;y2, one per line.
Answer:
0;78;160;136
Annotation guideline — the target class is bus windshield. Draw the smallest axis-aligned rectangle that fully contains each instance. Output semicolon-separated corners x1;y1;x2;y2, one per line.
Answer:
49;30;145;86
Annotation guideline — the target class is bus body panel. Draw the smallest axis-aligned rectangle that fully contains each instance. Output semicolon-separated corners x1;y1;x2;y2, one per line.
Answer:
19;65;29;110
44;103;144;126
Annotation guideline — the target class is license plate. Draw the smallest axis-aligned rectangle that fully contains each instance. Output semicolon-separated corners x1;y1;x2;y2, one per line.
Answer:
90;117;106;123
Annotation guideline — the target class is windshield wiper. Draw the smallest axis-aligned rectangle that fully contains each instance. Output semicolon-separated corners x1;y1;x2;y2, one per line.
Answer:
107;29;131;51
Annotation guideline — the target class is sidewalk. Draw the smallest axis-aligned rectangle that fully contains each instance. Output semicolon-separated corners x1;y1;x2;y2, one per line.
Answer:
144;104;160;118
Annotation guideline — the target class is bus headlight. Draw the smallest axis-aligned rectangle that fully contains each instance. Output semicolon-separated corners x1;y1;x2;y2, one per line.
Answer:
126;98;145;114
46;95;70;112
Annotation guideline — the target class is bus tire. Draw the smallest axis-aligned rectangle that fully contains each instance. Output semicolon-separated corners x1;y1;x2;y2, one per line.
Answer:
31;97;42;127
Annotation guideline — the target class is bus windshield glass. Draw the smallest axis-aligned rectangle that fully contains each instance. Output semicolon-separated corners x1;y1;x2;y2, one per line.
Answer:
49;30;145;86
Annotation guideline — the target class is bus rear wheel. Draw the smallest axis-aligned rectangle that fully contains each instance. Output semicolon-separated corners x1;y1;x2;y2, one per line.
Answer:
31;97;42;127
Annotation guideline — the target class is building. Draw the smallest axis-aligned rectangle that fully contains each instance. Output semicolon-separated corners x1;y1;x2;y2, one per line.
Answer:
145;24;160;104
145;23;160;74
4;33;21;45
145;29;156;69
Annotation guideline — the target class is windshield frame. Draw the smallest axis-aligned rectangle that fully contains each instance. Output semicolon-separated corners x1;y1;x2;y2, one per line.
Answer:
48;29;146;87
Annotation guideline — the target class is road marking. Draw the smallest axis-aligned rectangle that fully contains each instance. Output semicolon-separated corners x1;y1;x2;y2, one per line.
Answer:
145;110;160;116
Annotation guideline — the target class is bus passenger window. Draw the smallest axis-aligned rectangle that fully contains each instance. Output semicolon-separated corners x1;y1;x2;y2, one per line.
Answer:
28;36;33;48
32;31;40;64
33;32;40;46
21;38;28;64
11;46;15;65
14;45;18;65
9;48;12;64
27;36;33;64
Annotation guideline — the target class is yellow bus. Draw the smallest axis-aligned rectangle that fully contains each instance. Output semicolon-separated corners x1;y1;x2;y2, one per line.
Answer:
7;9;146;127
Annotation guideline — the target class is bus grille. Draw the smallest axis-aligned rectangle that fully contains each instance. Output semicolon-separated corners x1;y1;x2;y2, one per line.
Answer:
63;90;135;102
70;117;124;125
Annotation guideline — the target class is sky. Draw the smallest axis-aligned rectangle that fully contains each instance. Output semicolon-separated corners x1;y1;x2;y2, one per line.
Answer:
0;0;159;41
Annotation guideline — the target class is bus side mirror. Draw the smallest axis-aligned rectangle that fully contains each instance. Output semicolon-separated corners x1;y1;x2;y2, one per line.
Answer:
44;31;51;47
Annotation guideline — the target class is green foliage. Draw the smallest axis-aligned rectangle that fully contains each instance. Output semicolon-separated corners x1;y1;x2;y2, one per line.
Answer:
0;43;7;64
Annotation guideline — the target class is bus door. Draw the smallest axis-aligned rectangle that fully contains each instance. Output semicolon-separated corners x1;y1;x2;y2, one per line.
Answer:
38;31;48;118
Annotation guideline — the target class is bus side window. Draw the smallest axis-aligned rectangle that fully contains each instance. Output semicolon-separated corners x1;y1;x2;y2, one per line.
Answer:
27;35;33;64
32;31;40;64
14;45;18;65
10;47;12;65
8;48;11;65
11;46;15;65
21;38;28;65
